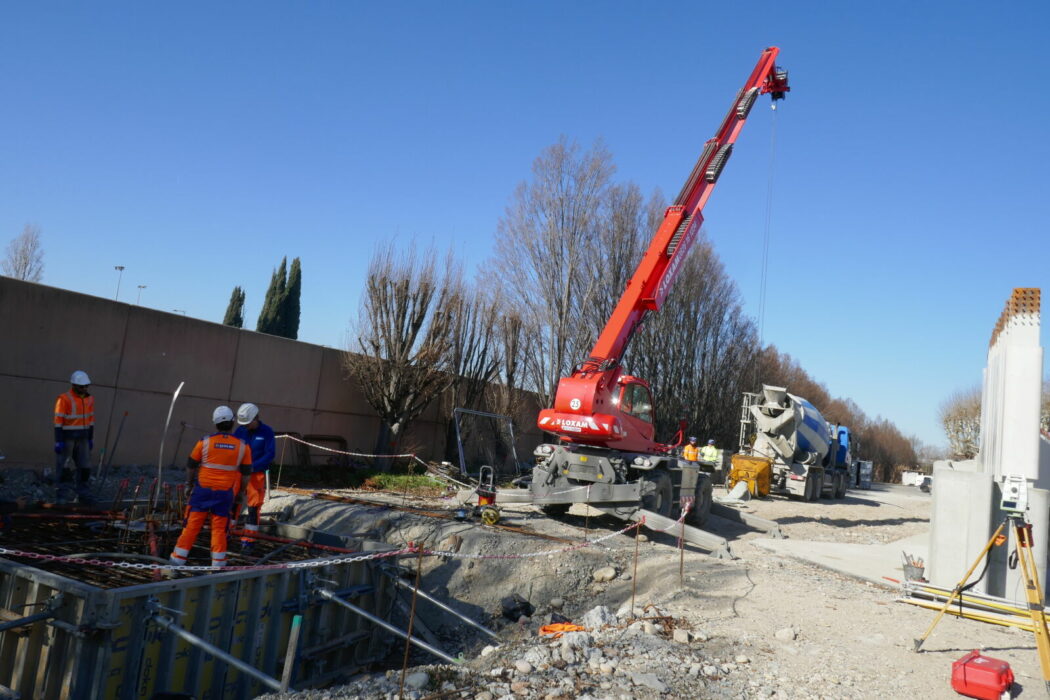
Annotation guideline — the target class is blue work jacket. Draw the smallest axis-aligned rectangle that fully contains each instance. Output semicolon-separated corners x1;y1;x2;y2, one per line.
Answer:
233;421;276;473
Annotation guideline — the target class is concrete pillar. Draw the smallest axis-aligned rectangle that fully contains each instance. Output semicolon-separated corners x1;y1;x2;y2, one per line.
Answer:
928;468;996;594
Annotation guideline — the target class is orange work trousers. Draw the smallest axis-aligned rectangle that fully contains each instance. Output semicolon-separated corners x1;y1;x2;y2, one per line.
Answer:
241;472;267;546
170;511;230;567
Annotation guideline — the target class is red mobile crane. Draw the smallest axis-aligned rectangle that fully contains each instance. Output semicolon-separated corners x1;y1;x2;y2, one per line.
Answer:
529;48;789;555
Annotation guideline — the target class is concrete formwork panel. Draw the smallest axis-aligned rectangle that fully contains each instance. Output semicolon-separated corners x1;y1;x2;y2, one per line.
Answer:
315;349;360;414
0;376;75;467
0;279;126;386
230;332;324;409
117;309;240;396
0;526;397;699
1;276;544;467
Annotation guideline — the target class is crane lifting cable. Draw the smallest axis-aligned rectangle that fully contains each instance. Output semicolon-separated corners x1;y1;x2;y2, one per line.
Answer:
757;103;779;345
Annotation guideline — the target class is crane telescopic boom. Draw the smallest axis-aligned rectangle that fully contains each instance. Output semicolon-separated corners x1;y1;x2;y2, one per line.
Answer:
537;47;789;453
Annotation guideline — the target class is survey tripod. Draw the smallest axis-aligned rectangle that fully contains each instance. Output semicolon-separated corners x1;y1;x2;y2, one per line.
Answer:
914;512;1050;694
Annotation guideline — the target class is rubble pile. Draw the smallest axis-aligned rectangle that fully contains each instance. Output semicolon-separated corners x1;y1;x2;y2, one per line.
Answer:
258;604;873;700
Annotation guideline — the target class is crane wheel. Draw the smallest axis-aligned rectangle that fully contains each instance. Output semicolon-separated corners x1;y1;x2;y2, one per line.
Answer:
641;470;673;517
480;506;501;526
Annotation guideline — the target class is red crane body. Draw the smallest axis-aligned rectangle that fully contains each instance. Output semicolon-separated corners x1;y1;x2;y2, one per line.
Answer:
537;47;789;454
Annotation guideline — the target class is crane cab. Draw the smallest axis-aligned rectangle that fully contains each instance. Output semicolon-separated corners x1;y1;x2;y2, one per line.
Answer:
612;376;656;446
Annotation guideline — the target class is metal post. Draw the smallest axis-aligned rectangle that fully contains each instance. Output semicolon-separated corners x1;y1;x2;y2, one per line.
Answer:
382;570;499;641
114;265;125;300
150;614;283;691
315;588;460;665
0;594;64;633
0;608;57;634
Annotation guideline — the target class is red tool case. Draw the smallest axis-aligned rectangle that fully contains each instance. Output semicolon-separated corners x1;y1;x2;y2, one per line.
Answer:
951;650;1014;700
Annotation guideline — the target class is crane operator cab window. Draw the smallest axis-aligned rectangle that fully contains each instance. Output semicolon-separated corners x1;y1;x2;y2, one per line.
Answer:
620;383;654;423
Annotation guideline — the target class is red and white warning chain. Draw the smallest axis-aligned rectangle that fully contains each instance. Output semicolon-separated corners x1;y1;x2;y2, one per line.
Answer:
0;510;675;571
0;437;693;571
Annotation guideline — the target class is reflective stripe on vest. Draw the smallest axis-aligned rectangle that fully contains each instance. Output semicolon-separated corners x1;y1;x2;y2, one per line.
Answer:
55;392;95;429
200;438;246;472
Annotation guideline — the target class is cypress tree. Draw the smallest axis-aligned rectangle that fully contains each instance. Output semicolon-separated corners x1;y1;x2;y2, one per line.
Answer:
283;257;302;340
222;286;246;328
256;257;287;335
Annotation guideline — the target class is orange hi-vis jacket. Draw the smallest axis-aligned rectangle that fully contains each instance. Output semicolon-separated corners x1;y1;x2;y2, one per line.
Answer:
191;434;252;491
683;444;699;461
54;391;95;432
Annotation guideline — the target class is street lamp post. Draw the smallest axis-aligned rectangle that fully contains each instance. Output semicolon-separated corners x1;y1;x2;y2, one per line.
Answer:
136;284;147;305
114;266;126;300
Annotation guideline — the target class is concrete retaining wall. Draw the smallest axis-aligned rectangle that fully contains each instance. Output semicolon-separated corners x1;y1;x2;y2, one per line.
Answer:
1;276;538;470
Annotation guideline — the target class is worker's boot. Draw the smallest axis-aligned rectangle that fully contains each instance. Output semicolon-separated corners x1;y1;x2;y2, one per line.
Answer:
55;468;76;504
75;468;95;506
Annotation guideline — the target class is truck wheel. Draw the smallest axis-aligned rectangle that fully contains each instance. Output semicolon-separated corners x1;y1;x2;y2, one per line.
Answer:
687;475;713;527
804;473;818;502
540;503;570;517
641;470;672;517
835;473;847;499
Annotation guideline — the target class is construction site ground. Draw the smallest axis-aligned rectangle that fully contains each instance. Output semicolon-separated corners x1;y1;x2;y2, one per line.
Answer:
256;481;1046;699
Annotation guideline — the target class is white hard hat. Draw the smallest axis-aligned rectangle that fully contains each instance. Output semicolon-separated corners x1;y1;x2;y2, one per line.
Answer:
237;403;259;425
212;405;235;425
70;370;91;386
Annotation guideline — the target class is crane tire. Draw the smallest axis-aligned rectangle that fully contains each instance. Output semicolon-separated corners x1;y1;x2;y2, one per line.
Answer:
641;470;673;518
540;503;570;517
687;475;713;527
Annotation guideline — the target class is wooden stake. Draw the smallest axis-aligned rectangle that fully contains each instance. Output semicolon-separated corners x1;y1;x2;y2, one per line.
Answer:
631;520;641;618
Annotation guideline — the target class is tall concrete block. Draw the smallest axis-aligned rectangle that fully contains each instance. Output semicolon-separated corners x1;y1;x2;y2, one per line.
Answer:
929;468;995;594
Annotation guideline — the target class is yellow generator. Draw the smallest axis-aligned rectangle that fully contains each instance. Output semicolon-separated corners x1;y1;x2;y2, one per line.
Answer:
728;454;772;497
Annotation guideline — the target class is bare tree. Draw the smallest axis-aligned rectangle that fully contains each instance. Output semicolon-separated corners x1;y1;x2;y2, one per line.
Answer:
442;290;501;461
628;236;759;446
489;137;615;406
939;386;983;459
2;224;44;282
343;243;460;462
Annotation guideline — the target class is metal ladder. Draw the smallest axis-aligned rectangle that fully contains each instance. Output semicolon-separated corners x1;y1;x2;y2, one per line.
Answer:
738;392;759;454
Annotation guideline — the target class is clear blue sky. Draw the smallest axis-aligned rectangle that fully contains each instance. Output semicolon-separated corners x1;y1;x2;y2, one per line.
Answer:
3;2;1048;449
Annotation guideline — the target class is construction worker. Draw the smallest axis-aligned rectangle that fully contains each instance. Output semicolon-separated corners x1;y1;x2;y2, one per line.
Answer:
53;370;95;504
700;438;720;464
682;436;700;462
233;402;275;551
169;406;252;569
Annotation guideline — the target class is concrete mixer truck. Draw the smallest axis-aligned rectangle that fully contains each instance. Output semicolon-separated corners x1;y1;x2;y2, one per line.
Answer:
734;385;852;500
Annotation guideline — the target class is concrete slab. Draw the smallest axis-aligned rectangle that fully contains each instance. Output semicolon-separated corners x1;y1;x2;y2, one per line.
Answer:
752;530;929;590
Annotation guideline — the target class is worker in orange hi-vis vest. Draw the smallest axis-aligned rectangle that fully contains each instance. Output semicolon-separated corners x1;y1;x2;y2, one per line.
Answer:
682;436;700;462
53;370;96;504
169;406;252;569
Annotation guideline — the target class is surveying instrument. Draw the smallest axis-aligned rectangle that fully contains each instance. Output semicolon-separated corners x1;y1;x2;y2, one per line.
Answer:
914;475;1050;693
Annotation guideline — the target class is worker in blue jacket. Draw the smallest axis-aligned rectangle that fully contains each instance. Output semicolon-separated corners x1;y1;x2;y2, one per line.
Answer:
233;403;276;551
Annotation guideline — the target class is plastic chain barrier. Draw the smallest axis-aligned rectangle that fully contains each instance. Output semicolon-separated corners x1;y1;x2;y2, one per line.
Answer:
648;501;692;533
276;434;643;497
275;434;475;489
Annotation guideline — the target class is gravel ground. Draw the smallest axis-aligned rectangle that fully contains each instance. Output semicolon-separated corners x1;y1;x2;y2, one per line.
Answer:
256;482;1042;700
0;468;1033;698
